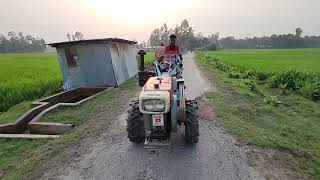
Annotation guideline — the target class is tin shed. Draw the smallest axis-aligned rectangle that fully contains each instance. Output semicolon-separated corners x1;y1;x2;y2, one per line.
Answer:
49;38;138;91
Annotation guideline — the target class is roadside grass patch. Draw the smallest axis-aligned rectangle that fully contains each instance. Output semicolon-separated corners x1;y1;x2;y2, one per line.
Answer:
0;139;47;177
196;50;320;179
40;79;136;124
0;78;138;180
0;101;32;124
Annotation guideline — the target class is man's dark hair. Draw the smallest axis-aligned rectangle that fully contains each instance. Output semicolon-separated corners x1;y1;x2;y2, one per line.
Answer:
170;34;177;40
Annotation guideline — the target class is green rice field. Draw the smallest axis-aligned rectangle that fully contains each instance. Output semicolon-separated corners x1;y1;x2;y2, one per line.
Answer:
203;48;320;73
0;53;62;113
144;52;155;66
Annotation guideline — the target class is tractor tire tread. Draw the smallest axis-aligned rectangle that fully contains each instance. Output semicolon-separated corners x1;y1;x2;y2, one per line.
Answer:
127;101;145;143
185;100;199;144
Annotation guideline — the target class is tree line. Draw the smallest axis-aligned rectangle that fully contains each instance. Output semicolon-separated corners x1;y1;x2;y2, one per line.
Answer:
148;20;213;51
148;20;320;50
0;31;46;53
219;28;320;49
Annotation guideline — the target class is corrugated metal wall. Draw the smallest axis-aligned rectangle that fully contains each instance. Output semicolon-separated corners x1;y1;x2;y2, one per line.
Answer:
108;42;128;84
56;41;137;91
77;44;116;87
108;42;138;85
122;43;139;78
57;48;85;91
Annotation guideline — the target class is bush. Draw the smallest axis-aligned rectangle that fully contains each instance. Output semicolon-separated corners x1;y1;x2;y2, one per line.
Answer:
256;72;269;81
279;83;288;95
243;79;258;92
268;69;320;101
269;70;308;90
242;70;256;79
206;43;217;51
228;71;241;79
299;81;320;101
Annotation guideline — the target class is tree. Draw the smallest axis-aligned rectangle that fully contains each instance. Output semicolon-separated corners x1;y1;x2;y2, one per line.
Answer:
72;35;76;41
178;19;195;50
149;23;171;47
141;40;147;48
220;36;236;49
206;43;217;51
295;27;303;37
149;28;161;46
0;34;9;53
8;31;16;39
67;33;71;41
74;31;84;40
26;35;33;42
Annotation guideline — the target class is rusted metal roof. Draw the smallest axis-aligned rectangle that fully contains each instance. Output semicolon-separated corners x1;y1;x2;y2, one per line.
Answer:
48;38;137;47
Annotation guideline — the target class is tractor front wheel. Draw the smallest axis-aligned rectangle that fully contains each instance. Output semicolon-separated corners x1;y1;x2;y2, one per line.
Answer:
184;100;199;144
127;101;145;143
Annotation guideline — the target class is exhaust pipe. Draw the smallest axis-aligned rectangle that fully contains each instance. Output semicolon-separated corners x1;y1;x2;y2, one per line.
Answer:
137;49;155;86
138;49;146;71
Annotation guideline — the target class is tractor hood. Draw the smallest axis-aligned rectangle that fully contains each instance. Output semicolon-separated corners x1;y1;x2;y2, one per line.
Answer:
143;77;172;93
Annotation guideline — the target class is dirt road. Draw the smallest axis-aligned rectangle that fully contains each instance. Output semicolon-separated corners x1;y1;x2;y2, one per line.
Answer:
44;52;263;180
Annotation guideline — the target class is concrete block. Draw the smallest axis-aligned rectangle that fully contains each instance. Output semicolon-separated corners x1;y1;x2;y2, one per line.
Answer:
0;134;60;139
0;124;17;134
29;122;73;135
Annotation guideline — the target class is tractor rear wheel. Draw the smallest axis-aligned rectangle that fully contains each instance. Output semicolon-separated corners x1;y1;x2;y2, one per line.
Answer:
184;100;199;144
127;101;145;143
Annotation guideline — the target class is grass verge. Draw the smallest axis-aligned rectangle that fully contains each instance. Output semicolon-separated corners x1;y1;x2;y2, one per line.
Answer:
0;101;32;124
196;52;320;179
0;78;138;180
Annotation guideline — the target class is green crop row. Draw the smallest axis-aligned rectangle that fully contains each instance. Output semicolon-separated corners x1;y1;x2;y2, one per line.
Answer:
199;53;320;102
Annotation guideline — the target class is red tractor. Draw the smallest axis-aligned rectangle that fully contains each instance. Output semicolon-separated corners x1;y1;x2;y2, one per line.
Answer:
127;50;199;149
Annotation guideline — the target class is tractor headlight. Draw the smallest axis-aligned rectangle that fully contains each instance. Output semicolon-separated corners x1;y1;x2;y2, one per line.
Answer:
144;100;154;111
143;99;165;112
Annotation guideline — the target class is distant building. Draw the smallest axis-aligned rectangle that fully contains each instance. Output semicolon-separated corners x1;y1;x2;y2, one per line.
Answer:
49;38;138;91
143;46;156;52
255;44;272;49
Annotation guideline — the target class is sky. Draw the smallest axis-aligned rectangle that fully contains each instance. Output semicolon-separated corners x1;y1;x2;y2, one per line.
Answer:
0;0;319;43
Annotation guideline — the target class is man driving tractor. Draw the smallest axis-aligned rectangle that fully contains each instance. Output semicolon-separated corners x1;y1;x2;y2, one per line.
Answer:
157;34;183;72
155;35;183;64
165;34;183;64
